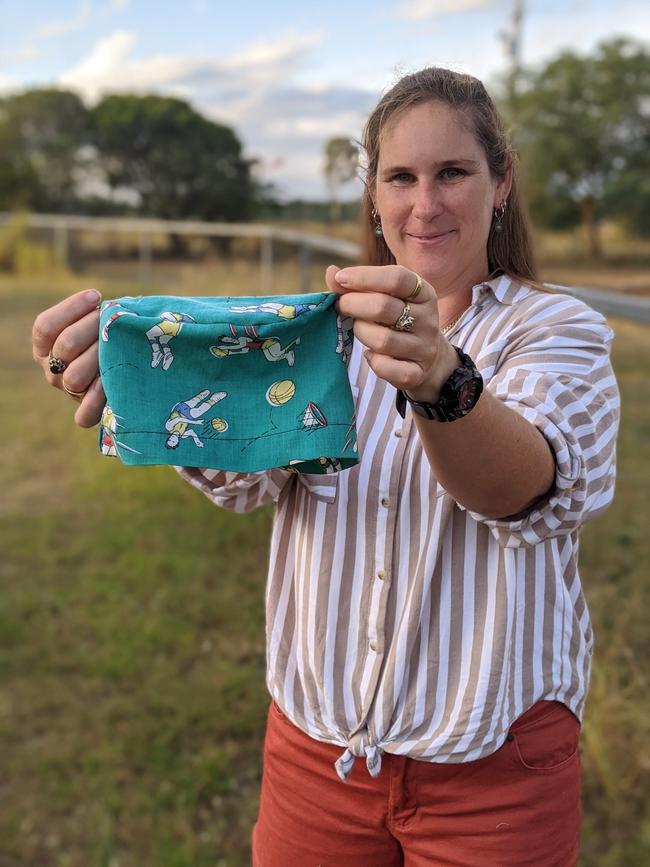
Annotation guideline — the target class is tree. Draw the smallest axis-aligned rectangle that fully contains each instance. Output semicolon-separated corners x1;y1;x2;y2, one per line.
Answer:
323;137;358;223
512;38;650;255
0;89;90;212
89;94;256;223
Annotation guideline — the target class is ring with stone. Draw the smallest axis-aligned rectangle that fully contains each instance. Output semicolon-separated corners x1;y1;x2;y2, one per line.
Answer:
48;351;67;375
393;303;415;332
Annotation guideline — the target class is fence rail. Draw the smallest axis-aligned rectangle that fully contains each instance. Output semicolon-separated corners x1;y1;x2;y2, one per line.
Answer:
2;212;649;323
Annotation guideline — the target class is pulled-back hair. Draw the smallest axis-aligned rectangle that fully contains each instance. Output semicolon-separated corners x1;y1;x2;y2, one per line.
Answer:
360;66;537;283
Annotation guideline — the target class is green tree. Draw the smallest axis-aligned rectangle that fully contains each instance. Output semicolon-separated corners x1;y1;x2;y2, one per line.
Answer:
0;88;90;212
512;38;650;255
90;94;256;223
323;137;358;223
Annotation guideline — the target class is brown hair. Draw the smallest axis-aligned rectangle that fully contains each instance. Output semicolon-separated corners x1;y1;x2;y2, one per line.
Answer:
360;66;538;284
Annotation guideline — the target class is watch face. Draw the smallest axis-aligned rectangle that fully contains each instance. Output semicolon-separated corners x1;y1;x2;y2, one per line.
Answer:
398;347;483;422
457;379;481;412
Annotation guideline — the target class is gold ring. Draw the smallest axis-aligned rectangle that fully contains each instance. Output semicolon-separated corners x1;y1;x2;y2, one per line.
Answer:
393;303;415;332
48;350;67;375
62;381;88;401
407;273;422;301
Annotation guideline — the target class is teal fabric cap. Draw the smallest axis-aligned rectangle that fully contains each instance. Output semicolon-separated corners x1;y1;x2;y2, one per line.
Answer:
97;292;358;475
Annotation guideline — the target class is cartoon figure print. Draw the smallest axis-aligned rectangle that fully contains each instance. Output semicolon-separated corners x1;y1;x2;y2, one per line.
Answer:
228;301;318;320
336;314;354;365
100;298;146;342
210;325;300;367
101;308;138;342
146;312;196;370
164;390;227;450
99;404;141;457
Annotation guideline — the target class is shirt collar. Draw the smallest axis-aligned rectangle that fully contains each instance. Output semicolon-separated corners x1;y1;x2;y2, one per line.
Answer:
470;272;525;307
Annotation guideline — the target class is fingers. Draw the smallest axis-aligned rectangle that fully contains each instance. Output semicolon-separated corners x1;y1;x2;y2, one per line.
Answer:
73;376;106;429
332;264;433;302
325;264;343;294
353;319;426;362
363;351;423;392
341;290;413;332
60;338;101;395
32;289;101;360
32;288;105;428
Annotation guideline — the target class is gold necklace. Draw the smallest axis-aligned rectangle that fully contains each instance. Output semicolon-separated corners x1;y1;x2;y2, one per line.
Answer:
440;311;464;335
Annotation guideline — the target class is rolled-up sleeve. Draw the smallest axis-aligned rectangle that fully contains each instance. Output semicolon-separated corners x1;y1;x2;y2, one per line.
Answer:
464;305;620;548
173;465;293;513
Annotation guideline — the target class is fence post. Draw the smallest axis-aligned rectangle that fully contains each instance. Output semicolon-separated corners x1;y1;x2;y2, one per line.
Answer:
299;243;311;293
261;234;273;293
54;221;68;269
139;231;152;290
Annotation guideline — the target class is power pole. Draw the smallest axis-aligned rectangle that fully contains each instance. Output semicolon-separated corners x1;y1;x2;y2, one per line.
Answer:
499;0;525;116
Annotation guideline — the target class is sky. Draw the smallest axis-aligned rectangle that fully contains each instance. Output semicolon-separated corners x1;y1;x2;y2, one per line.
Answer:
1;0;648;200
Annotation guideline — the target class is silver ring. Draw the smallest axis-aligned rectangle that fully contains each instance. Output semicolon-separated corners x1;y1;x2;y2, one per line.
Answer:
48;351;67;375
407;273;422;301
393;303;415;332
62;380;88;401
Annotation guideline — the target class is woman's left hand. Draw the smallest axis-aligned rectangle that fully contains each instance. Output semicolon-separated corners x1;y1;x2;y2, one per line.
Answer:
325;264;459;401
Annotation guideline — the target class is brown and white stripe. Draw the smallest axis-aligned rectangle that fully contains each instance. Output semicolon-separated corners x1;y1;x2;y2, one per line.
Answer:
176;274;620;781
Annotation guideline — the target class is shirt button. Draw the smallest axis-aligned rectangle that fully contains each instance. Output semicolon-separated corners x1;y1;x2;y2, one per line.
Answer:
377;570;386;580
394;430;403;438
369;640;379;652
381;497;390;508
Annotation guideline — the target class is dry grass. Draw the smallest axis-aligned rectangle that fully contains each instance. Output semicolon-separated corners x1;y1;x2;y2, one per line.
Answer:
1;242;649;866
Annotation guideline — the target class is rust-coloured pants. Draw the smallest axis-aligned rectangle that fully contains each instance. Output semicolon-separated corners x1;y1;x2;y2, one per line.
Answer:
252;699;581;866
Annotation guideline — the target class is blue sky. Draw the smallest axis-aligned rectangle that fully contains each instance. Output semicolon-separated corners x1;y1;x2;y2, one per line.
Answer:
2;0;648;199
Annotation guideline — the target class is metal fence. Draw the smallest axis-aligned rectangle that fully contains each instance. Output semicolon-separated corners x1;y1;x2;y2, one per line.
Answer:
2;212;649;323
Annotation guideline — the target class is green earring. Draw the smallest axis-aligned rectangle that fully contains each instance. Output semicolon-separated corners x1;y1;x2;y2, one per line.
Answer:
493;201;507;233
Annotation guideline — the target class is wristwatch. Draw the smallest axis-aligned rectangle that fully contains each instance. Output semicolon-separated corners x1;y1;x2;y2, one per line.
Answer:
396;346;483;422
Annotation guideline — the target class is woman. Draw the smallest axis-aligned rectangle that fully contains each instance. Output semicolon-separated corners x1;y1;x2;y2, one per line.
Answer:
32;67;619;865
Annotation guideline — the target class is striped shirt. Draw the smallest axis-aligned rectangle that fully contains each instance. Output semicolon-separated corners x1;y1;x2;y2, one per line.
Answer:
176;274;620;781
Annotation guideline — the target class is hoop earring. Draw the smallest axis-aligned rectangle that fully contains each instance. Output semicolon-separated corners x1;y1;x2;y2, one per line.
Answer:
372;208;383;238
493;201;507;233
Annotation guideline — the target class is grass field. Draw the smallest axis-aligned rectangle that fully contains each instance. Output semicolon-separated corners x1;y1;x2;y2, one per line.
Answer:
1;259;649;866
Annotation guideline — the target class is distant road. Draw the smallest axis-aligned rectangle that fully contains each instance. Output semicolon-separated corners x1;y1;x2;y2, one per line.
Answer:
546;284;650;324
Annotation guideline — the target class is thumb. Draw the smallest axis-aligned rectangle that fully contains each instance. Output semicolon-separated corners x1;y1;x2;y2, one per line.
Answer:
324;264;345;294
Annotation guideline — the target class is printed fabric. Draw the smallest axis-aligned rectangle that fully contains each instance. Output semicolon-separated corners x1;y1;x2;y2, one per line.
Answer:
97;292;357;474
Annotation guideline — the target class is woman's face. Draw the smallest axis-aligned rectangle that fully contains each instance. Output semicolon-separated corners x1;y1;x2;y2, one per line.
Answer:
373;100;511;297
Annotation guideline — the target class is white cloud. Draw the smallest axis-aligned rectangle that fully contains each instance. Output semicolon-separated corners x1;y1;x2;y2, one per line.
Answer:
0;44;39;64
55;28;362;198
227;33;323;70
59;30;324;103
523;3;650;68
110;0;130;10
36;0;92;39
59;31;198;100
400;0;494;21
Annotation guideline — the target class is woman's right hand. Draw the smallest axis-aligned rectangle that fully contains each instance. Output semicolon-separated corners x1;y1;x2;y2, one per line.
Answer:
31;288;106;428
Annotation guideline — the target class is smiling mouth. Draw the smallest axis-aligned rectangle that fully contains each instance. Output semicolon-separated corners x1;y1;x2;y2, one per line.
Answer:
407;230;454;239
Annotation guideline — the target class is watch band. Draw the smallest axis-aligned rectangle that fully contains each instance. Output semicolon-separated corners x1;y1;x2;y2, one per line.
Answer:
395;346;483;422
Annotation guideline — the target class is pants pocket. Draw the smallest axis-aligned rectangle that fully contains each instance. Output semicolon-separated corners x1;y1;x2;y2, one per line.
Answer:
507;700;580;773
